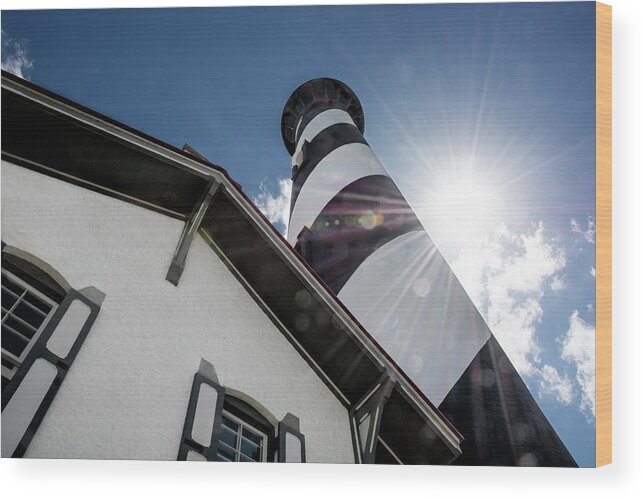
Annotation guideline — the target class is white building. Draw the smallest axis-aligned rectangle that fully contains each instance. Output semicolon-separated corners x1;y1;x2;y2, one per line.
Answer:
1;70;462;464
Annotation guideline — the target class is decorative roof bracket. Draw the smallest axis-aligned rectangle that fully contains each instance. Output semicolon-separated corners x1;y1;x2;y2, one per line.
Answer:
166;180;221;286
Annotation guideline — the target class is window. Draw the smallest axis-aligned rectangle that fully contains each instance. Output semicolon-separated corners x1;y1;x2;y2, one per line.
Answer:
1;269;59;392
1;244;104;458
216;411;267;462
178;360;306;463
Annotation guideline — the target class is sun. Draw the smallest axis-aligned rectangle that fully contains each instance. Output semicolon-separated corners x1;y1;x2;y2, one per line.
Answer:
413;157;509;259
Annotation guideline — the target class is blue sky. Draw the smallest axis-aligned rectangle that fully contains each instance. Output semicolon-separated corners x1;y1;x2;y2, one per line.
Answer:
1;2;597;466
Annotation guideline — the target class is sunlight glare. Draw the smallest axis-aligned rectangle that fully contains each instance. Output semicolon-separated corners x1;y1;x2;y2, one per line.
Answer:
419;156;508;257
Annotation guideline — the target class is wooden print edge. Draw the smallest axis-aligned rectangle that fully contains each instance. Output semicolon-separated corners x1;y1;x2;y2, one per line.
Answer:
595;1;612;468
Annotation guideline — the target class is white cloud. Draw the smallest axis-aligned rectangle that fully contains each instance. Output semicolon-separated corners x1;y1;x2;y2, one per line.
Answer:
1;30;33;79
571;216;595;244
550;274;566;291
560;310;596;420
252;177;292;236
590;266;596;278
452;221;566;377
538;364;574;406
452;221;598;417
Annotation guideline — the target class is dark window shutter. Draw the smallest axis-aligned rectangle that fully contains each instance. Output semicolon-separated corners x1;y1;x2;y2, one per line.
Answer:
177;359;225;461
278;412;306;463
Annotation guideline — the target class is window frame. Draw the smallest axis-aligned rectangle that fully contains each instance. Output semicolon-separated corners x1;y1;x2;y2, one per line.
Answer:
1;269;59;388
216;410;269;463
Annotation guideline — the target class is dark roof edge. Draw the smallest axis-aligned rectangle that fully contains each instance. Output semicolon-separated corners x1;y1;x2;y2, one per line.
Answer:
0;70;242;191
0;70;462;446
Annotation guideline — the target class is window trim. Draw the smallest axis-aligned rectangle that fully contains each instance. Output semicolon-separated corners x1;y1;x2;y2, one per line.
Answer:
2;269;59;386
217;410;268;463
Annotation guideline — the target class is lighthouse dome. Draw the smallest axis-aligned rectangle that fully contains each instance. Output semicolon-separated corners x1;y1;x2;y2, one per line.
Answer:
280;78;365;155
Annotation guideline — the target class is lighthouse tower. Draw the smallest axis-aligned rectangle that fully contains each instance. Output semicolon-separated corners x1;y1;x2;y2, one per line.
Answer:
281;78;576;466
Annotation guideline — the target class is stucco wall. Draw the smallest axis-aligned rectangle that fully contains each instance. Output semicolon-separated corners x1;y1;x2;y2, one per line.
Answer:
1;161;355;463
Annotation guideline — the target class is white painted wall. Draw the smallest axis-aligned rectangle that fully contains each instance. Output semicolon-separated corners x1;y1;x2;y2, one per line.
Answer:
1;161;355;463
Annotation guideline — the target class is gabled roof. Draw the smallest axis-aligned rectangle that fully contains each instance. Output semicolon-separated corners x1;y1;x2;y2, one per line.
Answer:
1;70;462;464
